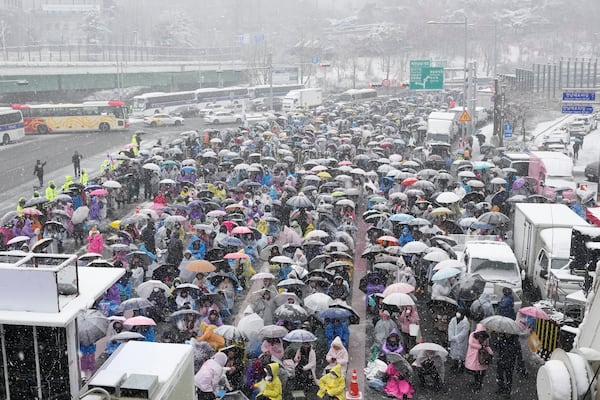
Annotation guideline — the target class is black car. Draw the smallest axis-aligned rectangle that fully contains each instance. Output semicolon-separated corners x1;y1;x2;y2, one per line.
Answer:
585;160;599;181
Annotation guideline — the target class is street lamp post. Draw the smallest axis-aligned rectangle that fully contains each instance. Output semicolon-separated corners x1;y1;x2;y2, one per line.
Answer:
427;16;470;137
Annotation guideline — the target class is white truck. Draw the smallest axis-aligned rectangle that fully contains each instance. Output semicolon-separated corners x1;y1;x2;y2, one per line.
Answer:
512;203;589;301
426;111;457;144
282;88;322;111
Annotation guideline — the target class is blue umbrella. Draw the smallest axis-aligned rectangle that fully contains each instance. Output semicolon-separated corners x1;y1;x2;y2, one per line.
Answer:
432;267;462;282
219;236;244;248
283;329;317;343
319;308;351;321
390;213;415;223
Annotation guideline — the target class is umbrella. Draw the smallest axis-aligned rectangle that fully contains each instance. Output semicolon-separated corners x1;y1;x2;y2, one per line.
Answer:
231;226;252;235
109;243;130;252
77;309;109;346
436;192;460;204
159;178;176;185
32;238;53;253
383;293;415;307
115;297;154;314
270;255;294;264
89;189;109;196
79;252;102;261
305;230;329;240
277;278;305;288
219;236;244;248
24;197;48;207
258;324;289;339
21;207;43;216
71;206;89;224
238;313;264;340
432;267;462;281
385;352;414;379
402;241;429;254
518;306;550;320
304;293;334;313
135;280;171;299
0;211;18;226
373;262;400;271
512;178;526;190
186;260;217;273
480;315;525;334
409;342;449;358
124;316;156;326
273;303;309;321
376;235;399;245
250;272;277;281
102;180;122;189
224;252;250;260
433;259;466;272
87;259;115;268
214;325;248;342
273;292;302;307
430;207;453;216
127;251;153;267
7;235;30;245
383;283;415;296
491;177;507;185
389;213;415;223
286;193;314;208
110;332;145;342
319;308;352;321
329;301;360;324
142;162;160;171
323;241;350;253
452;274;487;302
423;251;450;263
477;211;510;226
283;329;317;343
169;309;202;322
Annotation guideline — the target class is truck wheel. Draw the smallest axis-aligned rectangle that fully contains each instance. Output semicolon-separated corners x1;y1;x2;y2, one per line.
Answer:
2;134;9;145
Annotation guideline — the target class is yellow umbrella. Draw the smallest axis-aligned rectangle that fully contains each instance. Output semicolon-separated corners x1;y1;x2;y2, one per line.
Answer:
430;207;453;216
109;220;121;229
331;191;346;197
317;171;332;179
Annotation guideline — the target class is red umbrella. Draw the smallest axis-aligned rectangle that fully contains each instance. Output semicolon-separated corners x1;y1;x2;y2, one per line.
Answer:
231;226;252;234
376;235;399;244
224;252;250;260
518;306;550;320
401;177;419;187
124;316;156;326
90;189;109;196
222;221;238;232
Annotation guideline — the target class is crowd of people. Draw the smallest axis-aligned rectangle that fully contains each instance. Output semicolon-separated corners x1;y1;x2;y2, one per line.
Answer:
0;99;564;400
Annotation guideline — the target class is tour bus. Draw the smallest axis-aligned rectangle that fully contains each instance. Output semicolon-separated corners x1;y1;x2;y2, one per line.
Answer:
249;83;305;99
12;101;129;134
337;88;378;103
132;90;197;117
0;108;25;145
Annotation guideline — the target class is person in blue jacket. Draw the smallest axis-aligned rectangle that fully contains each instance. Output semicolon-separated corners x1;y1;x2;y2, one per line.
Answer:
398;227;414;247
324;318;350;349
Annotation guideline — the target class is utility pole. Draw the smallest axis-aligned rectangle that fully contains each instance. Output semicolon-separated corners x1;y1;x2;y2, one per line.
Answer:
268;52;273;110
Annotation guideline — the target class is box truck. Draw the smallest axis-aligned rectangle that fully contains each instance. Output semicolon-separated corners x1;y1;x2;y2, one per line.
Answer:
282;88;322;111
513;203;589;301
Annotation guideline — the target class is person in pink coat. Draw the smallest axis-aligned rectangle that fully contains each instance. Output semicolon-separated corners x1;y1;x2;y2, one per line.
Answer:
465;323;494;392
384;362;415;399
397;305;420;351
86;227;104;254
261;337;284;361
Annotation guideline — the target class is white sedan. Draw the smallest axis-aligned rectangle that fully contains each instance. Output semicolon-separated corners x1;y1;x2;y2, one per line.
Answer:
203;111;243;125
143;114;185;127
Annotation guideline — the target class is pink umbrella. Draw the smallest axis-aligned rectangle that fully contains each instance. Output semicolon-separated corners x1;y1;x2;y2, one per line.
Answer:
89;189;109;196
382;282;416;296
224;252;250;260
21;207;43;216
282;226;302;246
124;316;156;326
231;226;252;234
518;306;550;320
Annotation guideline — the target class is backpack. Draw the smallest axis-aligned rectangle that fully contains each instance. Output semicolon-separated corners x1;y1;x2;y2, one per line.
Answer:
471;300;484;322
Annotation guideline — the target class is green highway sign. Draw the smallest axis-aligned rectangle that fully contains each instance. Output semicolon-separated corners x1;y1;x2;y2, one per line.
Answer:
410;59;444;90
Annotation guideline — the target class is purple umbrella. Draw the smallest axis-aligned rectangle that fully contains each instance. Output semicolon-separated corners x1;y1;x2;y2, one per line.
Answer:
512;178;526;190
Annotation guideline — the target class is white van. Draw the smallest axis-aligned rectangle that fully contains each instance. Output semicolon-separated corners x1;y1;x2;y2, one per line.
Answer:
461;240;523;308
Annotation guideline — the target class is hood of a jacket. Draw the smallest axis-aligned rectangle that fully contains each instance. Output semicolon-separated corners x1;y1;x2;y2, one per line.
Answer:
213;351;227;367
331;363;343;377
331;336;345;349
267;362;279;376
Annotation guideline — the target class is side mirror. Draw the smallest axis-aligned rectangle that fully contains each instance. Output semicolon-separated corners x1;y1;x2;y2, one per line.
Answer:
540;270;548;280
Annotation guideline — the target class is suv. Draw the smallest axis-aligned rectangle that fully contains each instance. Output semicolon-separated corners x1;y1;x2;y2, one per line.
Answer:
461;240;523;309
203;111;243;125
568;120;589;138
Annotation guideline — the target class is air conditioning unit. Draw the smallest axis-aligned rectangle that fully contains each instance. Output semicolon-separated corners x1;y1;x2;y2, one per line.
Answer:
119;374;159;399
87;370;127;396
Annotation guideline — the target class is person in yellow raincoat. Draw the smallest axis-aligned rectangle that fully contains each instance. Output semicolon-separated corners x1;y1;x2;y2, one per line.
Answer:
62;176;73;192
317;363;346;400
80;169;89;185
16;197;26;213
197;322;225;351
207;182;227;201
256;218;268;236
45;181;58;201
255;362;282;400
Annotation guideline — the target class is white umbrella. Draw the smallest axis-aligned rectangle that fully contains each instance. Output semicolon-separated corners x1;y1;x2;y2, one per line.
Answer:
402;241;429;254
435;192;460;204
71;206;89;224
383;292;415;307
159;178;176;185
102;180;122;189
304;293;333;313
237;313;264;341
142;162;160;171
305;230;329;240
423;251;450;263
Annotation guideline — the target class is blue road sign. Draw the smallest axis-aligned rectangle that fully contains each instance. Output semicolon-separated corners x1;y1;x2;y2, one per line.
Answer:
562;105;594;114
504;123;513;139
562;92;596;101
311;56;319;65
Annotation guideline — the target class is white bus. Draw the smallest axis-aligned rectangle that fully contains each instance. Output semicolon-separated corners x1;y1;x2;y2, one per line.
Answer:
338;88;378;103
0;108;25;145
132;90;198;117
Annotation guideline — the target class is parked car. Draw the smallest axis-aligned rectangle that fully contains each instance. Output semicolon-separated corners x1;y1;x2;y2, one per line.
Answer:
172;105;200;118
203;111;243;125
143;114;184;127
199;103;225;117
585;161;599;182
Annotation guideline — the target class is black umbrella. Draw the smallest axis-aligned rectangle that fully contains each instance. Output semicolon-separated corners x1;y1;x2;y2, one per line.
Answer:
450;274;487;302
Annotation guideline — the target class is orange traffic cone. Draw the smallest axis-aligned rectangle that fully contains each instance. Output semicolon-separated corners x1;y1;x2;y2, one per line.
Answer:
347;368;362;399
